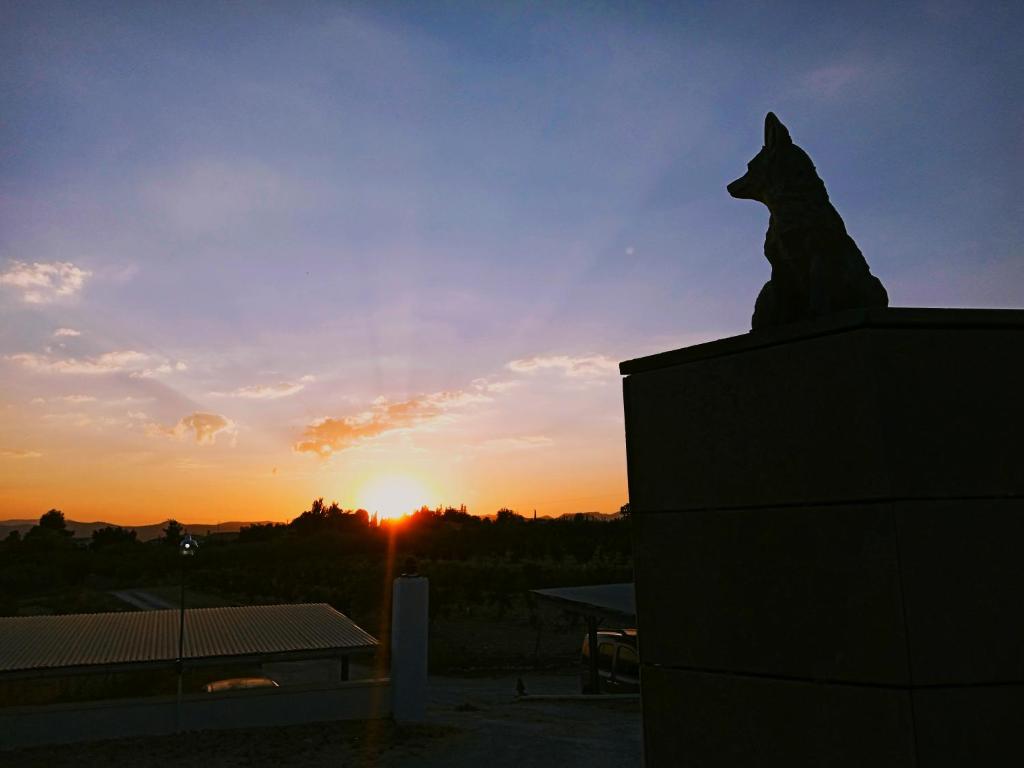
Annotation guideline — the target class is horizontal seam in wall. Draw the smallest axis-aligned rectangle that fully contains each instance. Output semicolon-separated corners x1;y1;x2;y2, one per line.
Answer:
642;663;1024;691
632;493;1022;515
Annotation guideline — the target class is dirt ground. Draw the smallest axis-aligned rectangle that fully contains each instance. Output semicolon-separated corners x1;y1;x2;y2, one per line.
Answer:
4;672;641;767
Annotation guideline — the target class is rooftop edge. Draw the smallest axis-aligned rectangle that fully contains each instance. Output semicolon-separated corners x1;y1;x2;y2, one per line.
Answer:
619;306;1024;375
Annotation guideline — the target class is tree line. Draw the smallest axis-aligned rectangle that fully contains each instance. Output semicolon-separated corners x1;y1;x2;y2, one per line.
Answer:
1;500;633;624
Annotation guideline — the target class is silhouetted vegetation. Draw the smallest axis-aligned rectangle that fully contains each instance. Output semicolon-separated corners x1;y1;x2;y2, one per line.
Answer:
161;519;183;545
0;502;632;636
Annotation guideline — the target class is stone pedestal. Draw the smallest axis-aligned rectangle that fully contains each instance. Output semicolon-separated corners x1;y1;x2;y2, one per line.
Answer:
620;308;1024;767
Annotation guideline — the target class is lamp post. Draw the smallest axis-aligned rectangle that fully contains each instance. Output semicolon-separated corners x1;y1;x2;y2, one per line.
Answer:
176;533;198;732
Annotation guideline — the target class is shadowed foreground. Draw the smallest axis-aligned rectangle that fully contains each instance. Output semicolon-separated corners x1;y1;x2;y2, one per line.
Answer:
6;673;641;767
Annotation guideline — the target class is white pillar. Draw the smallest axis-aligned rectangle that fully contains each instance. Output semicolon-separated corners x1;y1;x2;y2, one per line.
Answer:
391;575;428;721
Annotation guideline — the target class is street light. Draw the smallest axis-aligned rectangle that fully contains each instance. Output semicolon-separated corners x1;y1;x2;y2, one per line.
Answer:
177;533;198;732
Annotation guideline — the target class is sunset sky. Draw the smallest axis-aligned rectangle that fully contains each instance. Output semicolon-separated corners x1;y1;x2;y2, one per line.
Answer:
2;2;1021;524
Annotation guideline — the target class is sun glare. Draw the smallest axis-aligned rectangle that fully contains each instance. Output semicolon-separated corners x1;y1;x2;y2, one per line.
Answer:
356;474;433;520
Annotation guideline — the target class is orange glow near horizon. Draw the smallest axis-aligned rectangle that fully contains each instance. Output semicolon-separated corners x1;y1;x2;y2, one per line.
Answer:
0;359;629;527
354;473;435;521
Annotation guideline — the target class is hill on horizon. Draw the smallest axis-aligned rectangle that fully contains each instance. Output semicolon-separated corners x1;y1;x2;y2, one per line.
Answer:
0;509;623;542
0;519;272;542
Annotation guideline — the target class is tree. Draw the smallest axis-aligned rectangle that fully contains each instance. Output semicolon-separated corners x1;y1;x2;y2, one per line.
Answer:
442;505;471;522
23;509;73;550
91;526;138;550
39;509;71;535
496;508;524;524
163;519;183;545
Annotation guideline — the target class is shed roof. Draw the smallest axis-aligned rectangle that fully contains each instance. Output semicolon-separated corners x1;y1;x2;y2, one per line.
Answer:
0;603;377;677
531;583;636;619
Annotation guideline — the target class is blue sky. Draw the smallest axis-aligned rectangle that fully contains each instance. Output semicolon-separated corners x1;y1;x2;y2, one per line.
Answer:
1;1;1021;522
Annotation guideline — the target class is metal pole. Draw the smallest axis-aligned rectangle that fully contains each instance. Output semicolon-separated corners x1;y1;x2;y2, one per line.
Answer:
176;555;185;732
587;615;600;695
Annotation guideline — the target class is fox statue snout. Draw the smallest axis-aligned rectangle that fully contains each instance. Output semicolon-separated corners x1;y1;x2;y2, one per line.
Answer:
726;175;757;201
730;112;888;329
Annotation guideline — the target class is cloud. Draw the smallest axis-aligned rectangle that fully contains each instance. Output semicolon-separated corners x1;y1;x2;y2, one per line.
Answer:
7;350;186;378
147;412;235;445
471;377;519;393
0;449;43;459
0;261;91;303
42;412;93;428
59;395;96;403
53;328;82;337
294;385;492;457
129;360;188;379
802;64;865;99
146;160;305;236
7;350;148;374
477;435;554;452
211;376;313;400
506;354;618;378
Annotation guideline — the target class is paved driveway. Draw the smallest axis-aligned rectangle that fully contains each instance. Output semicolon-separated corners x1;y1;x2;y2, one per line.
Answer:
5;672;642;767
419;673;642;767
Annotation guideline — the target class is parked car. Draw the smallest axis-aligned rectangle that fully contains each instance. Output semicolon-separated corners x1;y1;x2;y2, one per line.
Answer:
203;676;279;693
580;628;639;693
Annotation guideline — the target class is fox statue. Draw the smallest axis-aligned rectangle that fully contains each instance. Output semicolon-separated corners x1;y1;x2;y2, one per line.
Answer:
728;112;888;329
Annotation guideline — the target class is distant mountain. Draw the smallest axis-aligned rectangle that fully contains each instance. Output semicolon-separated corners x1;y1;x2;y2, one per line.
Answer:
558;511;624;521
1;511;623;541
475;510;623;521
0;519;273;542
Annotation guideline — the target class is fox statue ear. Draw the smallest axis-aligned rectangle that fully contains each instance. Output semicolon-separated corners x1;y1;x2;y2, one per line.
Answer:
764;112;792;149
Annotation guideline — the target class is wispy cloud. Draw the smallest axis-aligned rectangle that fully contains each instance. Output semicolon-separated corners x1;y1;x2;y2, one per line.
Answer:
53;328;82;337
471;377;519;393
146;412;235;445
6;350;186;378
29;395;99;404
211;375;314;400
801;63;866;99
42;412;93;428
130;361;188;379
506;354;618;378
0;261;91;303
477;435;554;452
7;350;149;375
0;449;43;459
146;159;306;236
294;383;493;457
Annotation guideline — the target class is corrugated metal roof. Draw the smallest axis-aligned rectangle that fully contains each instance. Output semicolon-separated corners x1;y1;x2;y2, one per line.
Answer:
531;583;636;619
0;603;378;675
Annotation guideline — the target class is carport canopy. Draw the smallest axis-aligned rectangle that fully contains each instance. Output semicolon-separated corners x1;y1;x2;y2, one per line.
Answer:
530;583;635;694
530;583;635;621
0;603;378;680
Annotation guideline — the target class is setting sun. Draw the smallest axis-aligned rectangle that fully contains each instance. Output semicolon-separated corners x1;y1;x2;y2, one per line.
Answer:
356;474;434;520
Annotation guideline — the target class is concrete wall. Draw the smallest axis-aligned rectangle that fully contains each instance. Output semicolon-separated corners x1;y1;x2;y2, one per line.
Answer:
0;678;391;750
621;308;1024;767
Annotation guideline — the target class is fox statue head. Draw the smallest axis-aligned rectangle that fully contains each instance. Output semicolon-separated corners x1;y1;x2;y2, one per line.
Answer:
727;113;828;210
